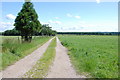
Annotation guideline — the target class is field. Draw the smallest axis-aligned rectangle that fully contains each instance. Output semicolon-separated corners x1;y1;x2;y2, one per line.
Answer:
1;36;52;70
58;35;118;78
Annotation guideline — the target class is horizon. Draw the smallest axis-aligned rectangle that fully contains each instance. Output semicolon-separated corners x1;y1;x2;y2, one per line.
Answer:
0;1;118;32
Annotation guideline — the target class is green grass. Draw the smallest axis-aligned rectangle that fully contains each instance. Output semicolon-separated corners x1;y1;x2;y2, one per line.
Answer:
58;35;118;78
1;36;52;70
23;37;56;78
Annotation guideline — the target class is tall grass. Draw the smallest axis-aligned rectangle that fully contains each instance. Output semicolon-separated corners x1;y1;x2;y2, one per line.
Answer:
1;36;52;70
59;35;118;78
24;38;56;78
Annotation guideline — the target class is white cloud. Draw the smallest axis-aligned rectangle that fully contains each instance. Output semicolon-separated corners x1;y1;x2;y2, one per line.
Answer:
55;20;118;32
66;13;72;17
6;14;16;20
75;16;80;19
0;22;15;32
67;13;81;19
96;0;100;3
41;21;49;25
55;17;59;19
48;20;62;25
55;21;62;24
48;20;53;23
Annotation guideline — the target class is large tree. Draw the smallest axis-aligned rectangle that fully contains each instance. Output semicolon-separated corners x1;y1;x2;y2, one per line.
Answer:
14;0;41;42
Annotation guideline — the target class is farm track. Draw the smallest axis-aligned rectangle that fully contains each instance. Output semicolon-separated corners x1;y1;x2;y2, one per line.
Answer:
1;37;86;78
1;37;54;78
46;37;86;78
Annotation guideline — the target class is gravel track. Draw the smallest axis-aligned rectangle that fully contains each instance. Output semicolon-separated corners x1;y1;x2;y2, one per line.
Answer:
47;37;86;78
1;38;53;78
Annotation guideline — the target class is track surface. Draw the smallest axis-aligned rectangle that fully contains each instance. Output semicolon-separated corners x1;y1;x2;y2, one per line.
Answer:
47;37;85;78
1;38;53;78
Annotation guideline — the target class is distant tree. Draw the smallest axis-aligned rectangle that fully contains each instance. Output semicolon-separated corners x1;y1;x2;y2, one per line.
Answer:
3;29;20;36
0;32;2;35
40;24;56;36
40;24;48;36
52;30;57;36
14;0;41;42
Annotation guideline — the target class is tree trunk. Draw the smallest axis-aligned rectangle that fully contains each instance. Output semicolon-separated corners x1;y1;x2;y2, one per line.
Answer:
29;36;32;42
21;35;24;43
25;36;29;42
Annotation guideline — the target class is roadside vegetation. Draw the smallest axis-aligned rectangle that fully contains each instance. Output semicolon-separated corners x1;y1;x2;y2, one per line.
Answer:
1;36;51;70
23;38;56;78
59;35;118;78
1;0;56;42
1;0;56;71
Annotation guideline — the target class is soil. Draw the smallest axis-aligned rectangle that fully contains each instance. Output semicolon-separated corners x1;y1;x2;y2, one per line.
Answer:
46;37;86;78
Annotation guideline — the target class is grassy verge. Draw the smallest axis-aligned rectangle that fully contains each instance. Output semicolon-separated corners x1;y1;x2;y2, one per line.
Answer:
1;36;52;70
58;35;118;78
23;37;56;78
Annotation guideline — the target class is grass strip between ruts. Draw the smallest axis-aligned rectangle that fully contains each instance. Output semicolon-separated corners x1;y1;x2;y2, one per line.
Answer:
23;37;56;78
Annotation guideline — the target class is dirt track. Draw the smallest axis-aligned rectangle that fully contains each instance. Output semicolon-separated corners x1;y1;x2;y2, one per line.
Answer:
1;38;53;78
47;37;86;78
1;37;86;78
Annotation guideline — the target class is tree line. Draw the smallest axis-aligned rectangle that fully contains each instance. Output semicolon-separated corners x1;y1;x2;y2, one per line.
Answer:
2;0;56;42
2;24;57;36
57;32;120;35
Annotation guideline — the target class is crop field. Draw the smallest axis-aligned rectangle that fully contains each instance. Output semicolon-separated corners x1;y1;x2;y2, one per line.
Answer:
58;35;118;78
1;36;52;70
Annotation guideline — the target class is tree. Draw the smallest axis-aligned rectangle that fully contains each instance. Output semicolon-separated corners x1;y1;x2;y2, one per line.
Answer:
14;0;41;42
40;24;48;36
51;30;57;36
40;24;56;36
3;29;20;36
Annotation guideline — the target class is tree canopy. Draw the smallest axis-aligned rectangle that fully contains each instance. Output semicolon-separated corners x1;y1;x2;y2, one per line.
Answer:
40;24;57;36
14;0;41;42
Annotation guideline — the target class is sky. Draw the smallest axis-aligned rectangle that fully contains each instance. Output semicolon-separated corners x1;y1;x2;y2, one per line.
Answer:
0;0;118;32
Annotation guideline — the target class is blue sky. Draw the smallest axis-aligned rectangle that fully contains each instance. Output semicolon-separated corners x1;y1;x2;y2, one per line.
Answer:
0;1;118;32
